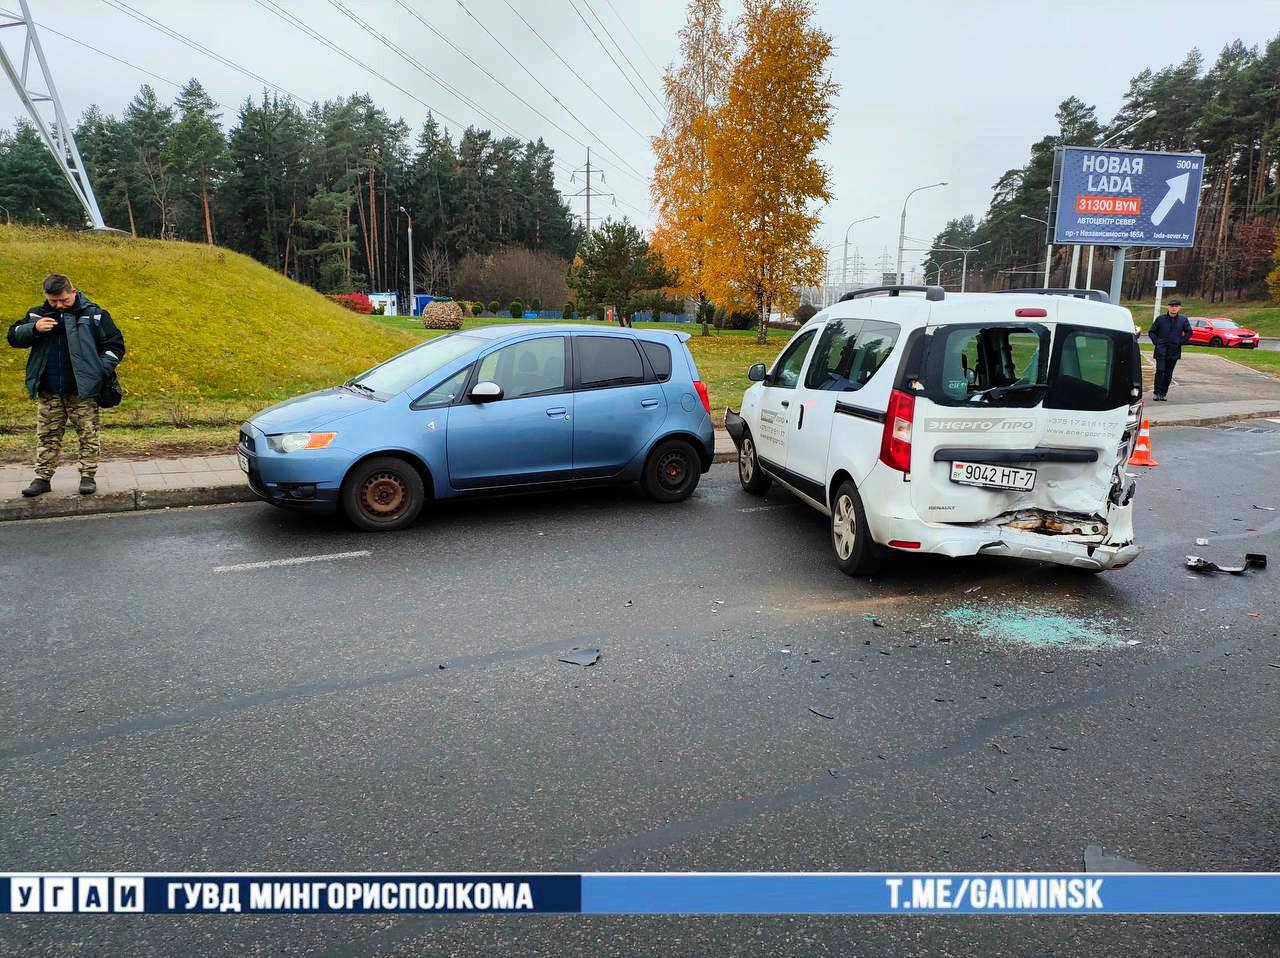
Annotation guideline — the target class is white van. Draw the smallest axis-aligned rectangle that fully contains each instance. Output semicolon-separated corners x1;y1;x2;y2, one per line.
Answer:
725;287;1143;576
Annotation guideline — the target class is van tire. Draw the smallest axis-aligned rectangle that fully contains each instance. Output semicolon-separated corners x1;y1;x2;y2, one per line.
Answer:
342;455;426;531
830;479;881;577
737;430;772;495
642;438;702;503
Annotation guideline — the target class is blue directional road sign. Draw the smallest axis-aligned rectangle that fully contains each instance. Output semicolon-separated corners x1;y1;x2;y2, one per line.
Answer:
1053;146;1204;248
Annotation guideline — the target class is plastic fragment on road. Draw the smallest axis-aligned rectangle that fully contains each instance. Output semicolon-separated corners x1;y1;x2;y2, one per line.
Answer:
1084;845;1151;873
1184;553;1267;575
558;648;601;667
1196;538;1209;546
808;706;835;720
1253;505;1276;511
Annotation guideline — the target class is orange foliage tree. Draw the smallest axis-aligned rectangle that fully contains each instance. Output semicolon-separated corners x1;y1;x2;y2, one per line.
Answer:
651;0;735;337
703;0;835;343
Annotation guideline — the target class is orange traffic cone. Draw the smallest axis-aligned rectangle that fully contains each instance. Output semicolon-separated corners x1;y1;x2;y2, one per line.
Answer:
1128;419;1158;467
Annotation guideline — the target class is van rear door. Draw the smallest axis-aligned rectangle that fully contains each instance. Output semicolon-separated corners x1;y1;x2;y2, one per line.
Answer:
908;302;1140;531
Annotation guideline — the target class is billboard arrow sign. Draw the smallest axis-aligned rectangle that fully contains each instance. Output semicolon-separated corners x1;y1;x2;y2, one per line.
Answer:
1150;172;1191;226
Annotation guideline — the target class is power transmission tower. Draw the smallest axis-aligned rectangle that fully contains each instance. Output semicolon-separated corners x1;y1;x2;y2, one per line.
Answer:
0;0;105;228
569;147;614;240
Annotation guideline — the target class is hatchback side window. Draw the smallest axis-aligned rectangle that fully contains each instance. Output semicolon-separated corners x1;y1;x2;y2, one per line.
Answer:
475;337;567;400
577;336;645;388
413;366;471;408
640;341;672;382
769;328;817;389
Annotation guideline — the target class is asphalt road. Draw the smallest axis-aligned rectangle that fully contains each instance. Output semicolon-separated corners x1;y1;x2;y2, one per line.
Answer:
1;423;1278;957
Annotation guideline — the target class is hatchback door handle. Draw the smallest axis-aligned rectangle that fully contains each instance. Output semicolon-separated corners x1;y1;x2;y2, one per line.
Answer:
780;400;790;408
546;407;567;417
641;398;659;408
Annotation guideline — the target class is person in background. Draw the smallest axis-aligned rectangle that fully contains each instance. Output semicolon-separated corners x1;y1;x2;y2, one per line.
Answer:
1148;298;1191;402
6;274;125;496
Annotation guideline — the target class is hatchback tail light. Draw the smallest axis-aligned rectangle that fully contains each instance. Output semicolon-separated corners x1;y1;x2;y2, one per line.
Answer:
693;380;711;414
879;389;915;473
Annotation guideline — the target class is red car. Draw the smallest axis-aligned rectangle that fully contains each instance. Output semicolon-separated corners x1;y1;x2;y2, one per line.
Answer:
1188;317;1260;348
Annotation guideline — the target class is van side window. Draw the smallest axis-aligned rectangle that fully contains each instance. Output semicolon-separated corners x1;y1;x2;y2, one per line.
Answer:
804;319;900;391
768;328;817;389
926;324;1050;407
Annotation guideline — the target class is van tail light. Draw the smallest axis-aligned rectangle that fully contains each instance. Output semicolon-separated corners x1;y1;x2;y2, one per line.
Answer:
879;388;915;473
693;380;711;415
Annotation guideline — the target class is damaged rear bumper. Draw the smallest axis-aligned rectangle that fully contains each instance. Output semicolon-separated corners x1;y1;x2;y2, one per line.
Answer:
724;408;746;448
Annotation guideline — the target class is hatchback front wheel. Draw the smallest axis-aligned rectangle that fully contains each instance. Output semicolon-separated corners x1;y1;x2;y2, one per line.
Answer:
342;456;426;531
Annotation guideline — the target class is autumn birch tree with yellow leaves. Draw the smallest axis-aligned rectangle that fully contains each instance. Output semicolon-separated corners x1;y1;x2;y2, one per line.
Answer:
654;0;835;344
651;0;734;337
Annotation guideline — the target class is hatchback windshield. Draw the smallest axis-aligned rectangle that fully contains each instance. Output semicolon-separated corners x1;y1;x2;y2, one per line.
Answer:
350;334;484;398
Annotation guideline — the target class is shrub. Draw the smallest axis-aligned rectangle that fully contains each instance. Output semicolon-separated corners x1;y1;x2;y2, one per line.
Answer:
421;300;464;330
530;297;542;312
471;302;483;316
328;292;373;314
563;302;576;319
715;307;758;330
372;302;385;315
794;303;818;324
487;300;499;314
510;299;524;316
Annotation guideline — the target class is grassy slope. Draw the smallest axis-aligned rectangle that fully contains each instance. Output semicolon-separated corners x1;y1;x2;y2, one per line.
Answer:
1122;297;1280;337
0;226;419;433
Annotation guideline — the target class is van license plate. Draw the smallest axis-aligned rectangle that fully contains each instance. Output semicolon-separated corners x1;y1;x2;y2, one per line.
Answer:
949;461;1035;491
237;452;249;474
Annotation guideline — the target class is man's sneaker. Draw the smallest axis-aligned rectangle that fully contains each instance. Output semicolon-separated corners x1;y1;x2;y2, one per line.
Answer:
79;476;97;495
21;478;51;497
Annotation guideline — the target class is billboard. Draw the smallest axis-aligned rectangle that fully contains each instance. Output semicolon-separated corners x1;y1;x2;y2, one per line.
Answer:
1052;146;1204;248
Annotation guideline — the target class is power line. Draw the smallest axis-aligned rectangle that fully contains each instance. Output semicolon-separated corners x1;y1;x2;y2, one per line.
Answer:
96;0;312;107
567;0;663;124
498;0;653;143
578;0;664;112
396;0;649;184
599;0;665;81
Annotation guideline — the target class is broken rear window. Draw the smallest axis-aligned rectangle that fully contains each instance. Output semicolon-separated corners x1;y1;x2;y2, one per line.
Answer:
924;323;1050;407
1044;325;1139;411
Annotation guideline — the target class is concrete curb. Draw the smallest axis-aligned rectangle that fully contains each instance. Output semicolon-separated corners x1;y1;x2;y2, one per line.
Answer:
1147;409;1280;429
0;483;256;522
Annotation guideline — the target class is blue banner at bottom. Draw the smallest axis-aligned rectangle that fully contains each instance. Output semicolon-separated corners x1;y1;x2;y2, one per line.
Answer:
3;873;1278;915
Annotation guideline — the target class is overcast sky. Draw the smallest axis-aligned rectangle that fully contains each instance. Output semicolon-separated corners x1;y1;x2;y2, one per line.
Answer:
11;0;1280;271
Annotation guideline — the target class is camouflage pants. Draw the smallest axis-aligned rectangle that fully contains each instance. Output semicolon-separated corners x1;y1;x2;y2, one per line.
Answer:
35;392;101;479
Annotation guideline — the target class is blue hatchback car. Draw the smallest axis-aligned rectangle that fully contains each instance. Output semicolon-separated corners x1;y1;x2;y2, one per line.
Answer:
238;325;716;530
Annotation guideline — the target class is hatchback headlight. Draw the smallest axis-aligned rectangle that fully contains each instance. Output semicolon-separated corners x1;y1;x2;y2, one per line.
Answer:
267;432;337;453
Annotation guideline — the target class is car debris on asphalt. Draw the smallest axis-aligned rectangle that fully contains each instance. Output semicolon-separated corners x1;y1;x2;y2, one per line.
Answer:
558;648;601;667
1185;552;1267;574
1084;845;1151;873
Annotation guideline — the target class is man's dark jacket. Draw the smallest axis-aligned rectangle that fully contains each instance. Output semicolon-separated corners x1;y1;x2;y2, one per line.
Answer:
6;292;125;399
1148;311;1192;353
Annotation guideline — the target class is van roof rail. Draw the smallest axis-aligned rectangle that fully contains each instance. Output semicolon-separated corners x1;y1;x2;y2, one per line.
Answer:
994;288;1109;303
839;285;945;303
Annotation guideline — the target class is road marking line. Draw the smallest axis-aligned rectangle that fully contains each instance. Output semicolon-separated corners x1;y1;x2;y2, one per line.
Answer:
739;504;795;513
1256;449;1280;457
213;550;371;573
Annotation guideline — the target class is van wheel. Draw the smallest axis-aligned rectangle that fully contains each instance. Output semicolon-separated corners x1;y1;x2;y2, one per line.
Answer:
642;438;701;503
738;431;772;495
1210;336;1223;347
342;456;426;531
830;479;881;577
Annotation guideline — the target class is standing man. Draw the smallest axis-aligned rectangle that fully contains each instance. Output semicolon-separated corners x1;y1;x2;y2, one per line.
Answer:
7;274;125;496
1148;298;1191;402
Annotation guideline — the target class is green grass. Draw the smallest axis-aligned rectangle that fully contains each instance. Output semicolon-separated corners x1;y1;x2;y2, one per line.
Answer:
1137;342;1280;378
0;424;235;464
1;225;420;434
1122;297;1280;337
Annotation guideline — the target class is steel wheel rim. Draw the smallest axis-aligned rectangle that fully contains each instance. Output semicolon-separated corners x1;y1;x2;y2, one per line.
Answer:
361;471;408;519
740;438;755;482
657;450;689;490
833;494;855;560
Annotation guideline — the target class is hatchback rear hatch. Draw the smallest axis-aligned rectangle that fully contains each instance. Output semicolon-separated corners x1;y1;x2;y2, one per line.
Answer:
907;296;1140;538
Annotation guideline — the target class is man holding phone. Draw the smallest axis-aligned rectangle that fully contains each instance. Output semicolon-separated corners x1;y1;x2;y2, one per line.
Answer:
7;273;125;496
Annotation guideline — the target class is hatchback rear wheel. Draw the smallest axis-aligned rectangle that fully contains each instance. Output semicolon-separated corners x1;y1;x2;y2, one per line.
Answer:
830;479;881;577
342;455;426;531
642;438;701;503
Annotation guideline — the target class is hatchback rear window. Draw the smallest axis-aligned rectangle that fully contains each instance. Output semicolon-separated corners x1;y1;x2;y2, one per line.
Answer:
1044;325;1139;411
640;341;672;381
925;323;1049;407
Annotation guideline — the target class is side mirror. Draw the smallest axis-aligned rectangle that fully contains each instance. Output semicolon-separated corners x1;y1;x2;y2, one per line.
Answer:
470;381;503;403
747;363;767;382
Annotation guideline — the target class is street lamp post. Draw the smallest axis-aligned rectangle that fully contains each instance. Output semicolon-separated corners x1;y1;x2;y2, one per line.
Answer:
842;215;880;286
398;206;413;316
896;182;946;285
1021;214;1051;286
